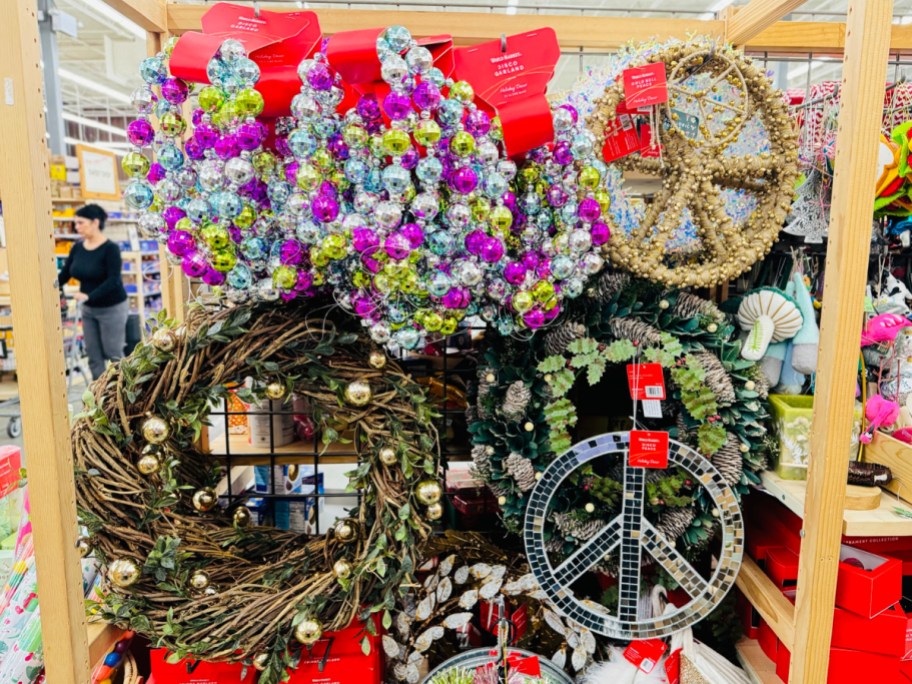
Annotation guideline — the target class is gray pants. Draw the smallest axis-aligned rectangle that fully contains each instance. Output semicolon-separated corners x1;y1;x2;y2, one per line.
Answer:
82;301;129;380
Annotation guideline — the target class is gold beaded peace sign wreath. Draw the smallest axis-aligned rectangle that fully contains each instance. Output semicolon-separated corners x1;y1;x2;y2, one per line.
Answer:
589;41;800;288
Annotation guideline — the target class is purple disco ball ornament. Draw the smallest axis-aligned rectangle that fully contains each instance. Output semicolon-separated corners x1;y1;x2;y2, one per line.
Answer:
181;251;209;278
127;119;155;147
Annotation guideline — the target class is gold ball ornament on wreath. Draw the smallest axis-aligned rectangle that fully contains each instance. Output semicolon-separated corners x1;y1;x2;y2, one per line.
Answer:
141;415;170;444
332;559;353;579
232;506;252;527
108;559;140;588
192;488;218;512
426;502;444;521
343;380;372;407
294;617;324;646
150;328;178;353
72;304;440;678
368;350;387;369
587;39;799;288
253;654;270;672
333;518;359;543
378;446;398;466
76;536;91;558
415;480;443;505
264;381;286;400
189;571;210;591
137;452;161;476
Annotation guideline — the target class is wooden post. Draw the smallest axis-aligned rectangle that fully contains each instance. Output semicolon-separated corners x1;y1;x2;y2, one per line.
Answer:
791;2;893;683
0;1;91;681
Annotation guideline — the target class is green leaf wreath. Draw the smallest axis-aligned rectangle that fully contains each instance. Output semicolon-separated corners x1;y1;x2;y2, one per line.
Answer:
468;273;770;560
73;302;440;682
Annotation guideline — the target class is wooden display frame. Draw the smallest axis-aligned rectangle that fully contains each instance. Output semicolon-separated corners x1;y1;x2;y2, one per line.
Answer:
0;1;900;682
76;144;120;201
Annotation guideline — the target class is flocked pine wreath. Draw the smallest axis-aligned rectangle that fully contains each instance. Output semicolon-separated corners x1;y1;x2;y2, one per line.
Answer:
468;273;770;561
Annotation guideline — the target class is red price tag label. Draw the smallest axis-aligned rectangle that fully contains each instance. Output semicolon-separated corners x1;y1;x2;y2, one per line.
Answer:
626;363;666;400
623;638;668;674
602;113;644;162
629;430;670;469
665;648;681;684
623;62;669;109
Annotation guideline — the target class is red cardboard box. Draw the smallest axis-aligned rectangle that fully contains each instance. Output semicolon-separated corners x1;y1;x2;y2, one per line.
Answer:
831;603;908;657
836;545;902;618
777;643;903;683
767;548;800;589
285;619;382;684
746;527;781;567
758;620;778;662
149;650;255;684
736;590;760;639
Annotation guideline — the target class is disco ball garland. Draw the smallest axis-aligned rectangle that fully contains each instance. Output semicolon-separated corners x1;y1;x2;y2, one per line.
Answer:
126;27;612;349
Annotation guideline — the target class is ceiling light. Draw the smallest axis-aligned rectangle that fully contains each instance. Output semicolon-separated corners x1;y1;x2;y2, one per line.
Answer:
62;112;126;137
506;0;518;15
70;0;145;40
59;68;131;104
64;137;127;156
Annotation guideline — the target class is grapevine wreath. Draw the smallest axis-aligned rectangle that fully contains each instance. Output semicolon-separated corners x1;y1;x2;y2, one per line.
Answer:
583;39;800;288
73;302;441;682
468;273;770;562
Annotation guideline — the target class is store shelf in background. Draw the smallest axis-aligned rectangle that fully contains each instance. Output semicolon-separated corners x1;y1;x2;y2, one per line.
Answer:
87;621;123;669
51;197;84;204
207;431;360;465
736;638;781;684
760;471;912;536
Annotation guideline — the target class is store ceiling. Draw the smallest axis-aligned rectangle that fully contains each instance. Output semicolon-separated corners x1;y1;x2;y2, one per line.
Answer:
51;0;912;149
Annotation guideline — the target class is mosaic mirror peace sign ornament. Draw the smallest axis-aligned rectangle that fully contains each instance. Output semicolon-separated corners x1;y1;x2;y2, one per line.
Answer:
523;431;744;640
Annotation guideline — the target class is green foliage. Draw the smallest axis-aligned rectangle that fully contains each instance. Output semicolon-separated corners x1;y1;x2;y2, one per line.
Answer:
602;338;637;363
697;422;727;456
646;472;693;510
589;476;622;508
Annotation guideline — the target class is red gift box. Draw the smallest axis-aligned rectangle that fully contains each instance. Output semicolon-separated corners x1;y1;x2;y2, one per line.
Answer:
170;2;322;118
777;642;903;683
149;650;255;684
832;603;909;658
746;528;781;567
836;545;902;618
736;590;760;639
285;620;382;684
766;548;800;589
758;619;778;663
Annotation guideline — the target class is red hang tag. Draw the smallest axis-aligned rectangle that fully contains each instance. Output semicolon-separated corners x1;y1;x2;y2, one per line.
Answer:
623;62;669;109
602;114;644;162
623;639;668;674
511;605;529;641
170;2;322;118
454;28;560;156
629;430;670;469
626;363;666;400
665;648;681;684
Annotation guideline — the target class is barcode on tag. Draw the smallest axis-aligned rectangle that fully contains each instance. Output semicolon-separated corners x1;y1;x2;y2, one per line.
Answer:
642;400;662;418
645;386;663;398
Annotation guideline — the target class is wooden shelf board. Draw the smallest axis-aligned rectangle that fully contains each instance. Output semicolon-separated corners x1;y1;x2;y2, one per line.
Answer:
760;471;912;537
51;197;85;204
736;638;782;684
207;431;360;465
87;620;123;668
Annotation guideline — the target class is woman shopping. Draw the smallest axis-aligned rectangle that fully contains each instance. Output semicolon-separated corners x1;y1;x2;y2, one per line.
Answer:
58;204;128;380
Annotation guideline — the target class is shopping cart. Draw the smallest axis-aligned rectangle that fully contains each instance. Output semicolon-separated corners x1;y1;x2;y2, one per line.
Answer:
62;300;91;392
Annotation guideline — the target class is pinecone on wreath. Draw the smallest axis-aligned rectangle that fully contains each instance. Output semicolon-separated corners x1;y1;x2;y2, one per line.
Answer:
657;506;696;540
589;272;630;304
501;381;532;421
711;435;744;486
553;512;606;541
543;320;587;356
609;317;663;346
504;452;537;491
471;444;492;479
673;291;723;321
694;351;736;404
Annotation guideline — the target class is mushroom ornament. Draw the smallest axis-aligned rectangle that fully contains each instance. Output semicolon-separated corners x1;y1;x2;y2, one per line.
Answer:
738;287;803;361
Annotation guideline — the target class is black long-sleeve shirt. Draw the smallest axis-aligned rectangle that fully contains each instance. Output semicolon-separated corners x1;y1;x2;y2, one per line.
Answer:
58;241;128;307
